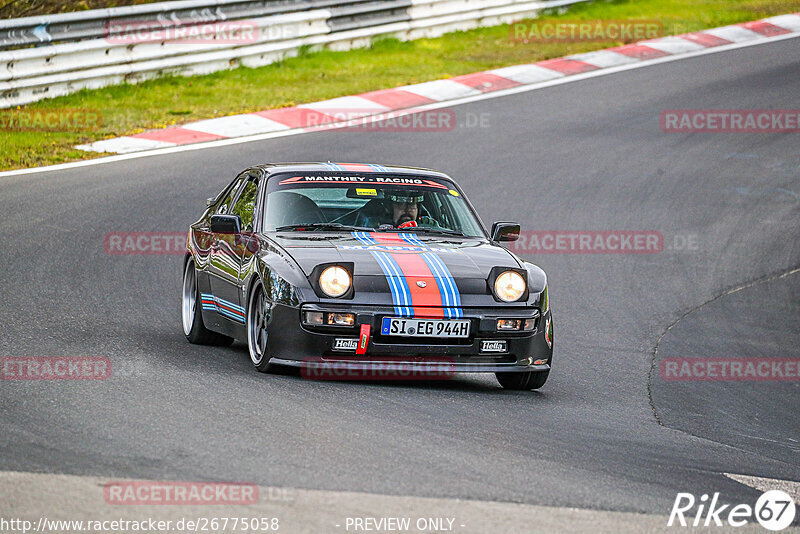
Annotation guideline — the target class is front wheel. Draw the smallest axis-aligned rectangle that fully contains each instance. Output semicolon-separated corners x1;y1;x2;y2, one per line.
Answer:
182;260;234;346
496;370;549;390
247;282;275;373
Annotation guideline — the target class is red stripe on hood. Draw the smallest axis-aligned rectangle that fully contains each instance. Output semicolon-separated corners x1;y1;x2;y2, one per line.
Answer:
369;232;444;318
370;232;410;245
339;163;376;172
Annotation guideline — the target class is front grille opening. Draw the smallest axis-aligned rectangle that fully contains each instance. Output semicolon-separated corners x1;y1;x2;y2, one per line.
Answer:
372;333;473;345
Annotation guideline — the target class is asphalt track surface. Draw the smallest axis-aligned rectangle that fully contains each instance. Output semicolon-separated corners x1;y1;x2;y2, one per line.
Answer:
1;38;798;520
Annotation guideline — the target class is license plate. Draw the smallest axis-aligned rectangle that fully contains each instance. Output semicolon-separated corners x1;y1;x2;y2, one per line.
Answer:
381;317;470;338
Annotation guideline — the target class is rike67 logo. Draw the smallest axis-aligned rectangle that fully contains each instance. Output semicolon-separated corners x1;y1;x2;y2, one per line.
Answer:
669;490;796;530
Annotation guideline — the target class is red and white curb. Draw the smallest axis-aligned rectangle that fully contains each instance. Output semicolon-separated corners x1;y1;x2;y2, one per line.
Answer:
76;13;800;155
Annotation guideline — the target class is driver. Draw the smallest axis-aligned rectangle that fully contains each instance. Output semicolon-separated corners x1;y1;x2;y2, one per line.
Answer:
390;193;423;227
356;192;438;228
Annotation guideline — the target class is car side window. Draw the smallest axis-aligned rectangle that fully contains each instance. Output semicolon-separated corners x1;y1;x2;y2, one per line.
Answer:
231;176;260;231
216;175;246;215
428;193;453;229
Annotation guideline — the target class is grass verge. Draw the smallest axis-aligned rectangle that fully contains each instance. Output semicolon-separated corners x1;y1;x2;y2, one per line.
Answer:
2;0;799;171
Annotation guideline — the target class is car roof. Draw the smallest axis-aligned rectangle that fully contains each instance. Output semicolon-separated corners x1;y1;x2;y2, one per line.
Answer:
252;162;455;181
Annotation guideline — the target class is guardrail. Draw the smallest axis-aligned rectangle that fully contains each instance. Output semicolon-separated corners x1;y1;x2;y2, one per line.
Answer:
0;0;585;108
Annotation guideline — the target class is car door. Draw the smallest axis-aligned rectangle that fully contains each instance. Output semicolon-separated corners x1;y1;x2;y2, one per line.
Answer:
193;173;246;328
208;171;261;327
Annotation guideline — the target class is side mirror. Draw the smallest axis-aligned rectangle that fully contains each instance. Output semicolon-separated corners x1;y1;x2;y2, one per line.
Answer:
210;214;241;234
491;222;520;242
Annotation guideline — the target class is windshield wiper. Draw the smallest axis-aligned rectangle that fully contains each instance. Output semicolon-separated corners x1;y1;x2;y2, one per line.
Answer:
275;223;467;237
387;226;465;237
274;223;372;232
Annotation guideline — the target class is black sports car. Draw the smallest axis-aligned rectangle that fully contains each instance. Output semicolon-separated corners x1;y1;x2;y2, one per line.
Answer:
181;163;553;390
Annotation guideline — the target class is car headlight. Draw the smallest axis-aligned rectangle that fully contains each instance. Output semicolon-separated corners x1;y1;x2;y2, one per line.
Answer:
494;270;526;302
319;266;351;298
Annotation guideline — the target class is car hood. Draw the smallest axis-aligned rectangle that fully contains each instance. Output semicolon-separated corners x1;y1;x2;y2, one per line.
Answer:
266;232;521;279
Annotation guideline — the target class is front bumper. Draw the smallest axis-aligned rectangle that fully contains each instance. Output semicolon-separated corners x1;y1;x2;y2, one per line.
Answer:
264;302;553;373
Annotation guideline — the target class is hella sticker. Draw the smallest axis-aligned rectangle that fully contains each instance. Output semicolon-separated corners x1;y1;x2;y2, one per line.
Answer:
481;340;508;353
333;338;359;351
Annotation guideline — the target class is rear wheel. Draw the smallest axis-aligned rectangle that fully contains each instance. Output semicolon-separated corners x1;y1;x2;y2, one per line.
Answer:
247;282;274;373
496;370;549;390
182;260;234;346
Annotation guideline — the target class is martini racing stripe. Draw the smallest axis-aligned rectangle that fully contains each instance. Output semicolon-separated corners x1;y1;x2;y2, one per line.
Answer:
361;232;462;319
370;232;408;245
394;253;445;319
352;231;378;245
333;163;391;172
319;162;391;172
321;162;392;172
399;232;426;247
322;162;345;171
370;251;413;317
370;250;445;318
420;252;463;318
200;292;246;323
339;163;374;172
354;231;438;250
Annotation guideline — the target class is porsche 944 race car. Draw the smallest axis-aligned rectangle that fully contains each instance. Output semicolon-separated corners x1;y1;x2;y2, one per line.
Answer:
181;163;553;390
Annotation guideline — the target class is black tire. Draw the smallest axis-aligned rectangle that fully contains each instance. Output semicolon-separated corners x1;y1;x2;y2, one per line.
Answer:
246;281;275;373
495;370;549;390
182;260;234;346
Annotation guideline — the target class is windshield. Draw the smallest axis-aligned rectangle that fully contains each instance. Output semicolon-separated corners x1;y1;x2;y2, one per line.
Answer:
263;173;485;237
